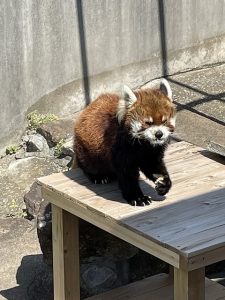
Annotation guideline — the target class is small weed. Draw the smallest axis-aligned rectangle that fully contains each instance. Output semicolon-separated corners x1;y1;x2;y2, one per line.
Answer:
7;200;27;218
27;110;59;130
9;199;18;210
54;138;65;157
6;145;19;155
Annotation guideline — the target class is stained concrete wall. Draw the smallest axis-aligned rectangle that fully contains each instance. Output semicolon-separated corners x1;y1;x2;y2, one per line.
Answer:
1;0;225;149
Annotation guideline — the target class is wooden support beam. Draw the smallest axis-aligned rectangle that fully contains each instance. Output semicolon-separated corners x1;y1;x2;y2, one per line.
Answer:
63;210;80;300
174;267;205;300
169;265;174;278
52;205;80;300
52;205;65;300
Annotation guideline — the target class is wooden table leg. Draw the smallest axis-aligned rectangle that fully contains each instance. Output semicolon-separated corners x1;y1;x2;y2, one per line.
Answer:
52;204;80;300
169;265;174;278
174;267;205;300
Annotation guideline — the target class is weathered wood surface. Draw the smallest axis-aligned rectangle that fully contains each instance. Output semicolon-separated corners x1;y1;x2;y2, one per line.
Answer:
38;142;225;267
85;273;225;300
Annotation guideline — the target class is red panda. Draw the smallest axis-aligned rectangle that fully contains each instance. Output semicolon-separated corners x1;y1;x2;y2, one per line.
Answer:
74;79;176;206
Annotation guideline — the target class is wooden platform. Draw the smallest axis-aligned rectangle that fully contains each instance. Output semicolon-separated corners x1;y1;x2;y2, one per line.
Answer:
37;141;225;299
86;274;225;300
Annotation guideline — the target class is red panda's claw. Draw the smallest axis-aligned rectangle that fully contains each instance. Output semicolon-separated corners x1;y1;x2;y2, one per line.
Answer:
130;196;151;206
142;195;152;205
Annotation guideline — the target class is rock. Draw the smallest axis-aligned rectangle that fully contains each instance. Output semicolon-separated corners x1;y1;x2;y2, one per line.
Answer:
37;118;74;148
27;265;53;300
15;147;26;159
24;182;43;218
24;182;53;264
55;155;73;168
26;134;50;156
81;258;119;296
0;155;65;218
61;137;74;157
24;151;52;158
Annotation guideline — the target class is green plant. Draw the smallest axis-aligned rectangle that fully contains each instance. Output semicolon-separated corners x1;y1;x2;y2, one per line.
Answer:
27;110;59;129
7;200;27;218
54;138;65;157
9;199;18;210
6;145;19;155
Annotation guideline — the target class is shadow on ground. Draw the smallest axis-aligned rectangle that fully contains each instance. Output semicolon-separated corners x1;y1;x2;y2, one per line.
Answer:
0;255;53;300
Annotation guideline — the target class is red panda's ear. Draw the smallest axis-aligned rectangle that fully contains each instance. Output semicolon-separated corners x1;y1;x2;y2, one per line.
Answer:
123;85;137;107
117;85;137;123
160;79;173;101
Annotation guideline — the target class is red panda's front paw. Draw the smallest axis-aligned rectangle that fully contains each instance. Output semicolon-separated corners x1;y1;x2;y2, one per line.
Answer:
130;195;152;207
155;175;172;196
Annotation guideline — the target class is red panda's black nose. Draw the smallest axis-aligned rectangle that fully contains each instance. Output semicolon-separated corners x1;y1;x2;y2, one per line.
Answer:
155;130;163;139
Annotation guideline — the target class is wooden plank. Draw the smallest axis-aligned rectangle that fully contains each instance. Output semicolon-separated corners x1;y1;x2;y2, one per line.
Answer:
85;273;225;300
85;273;173;300
185;246;225;271
63;211;80;300
52;205;65;300
122;187;225;259
174;268;205;300
43;188;180;268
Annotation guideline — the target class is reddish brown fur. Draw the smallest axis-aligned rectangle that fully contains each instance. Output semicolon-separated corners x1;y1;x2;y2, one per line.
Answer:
74;93;120;173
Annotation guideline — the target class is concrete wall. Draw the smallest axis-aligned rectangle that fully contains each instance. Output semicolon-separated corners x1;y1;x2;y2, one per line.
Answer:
1;0;225;149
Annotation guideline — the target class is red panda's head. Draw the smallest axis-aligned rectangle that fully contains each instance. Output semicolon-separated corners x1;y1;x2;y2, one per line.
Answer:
117;79;176;146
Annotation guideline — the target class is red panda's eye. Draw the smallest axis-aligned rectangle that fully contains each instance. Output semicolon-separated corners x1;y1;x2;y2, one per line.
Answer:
145;121;153;126
162;120;167;125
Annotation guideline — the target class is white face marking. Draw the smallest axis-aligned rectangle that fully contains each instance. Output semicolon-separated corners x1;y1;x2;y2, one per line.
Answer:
169;116;176;127
130;120;142;138
162;115;167;122
143;125;171;145
144;117;153;123
130;120;171;145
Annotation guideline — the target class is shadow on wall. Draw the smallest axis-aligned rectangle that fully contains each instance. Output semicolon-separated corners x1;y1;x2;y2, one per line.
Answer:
0;255;53;300
76;0;91;106
157;0;168;77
